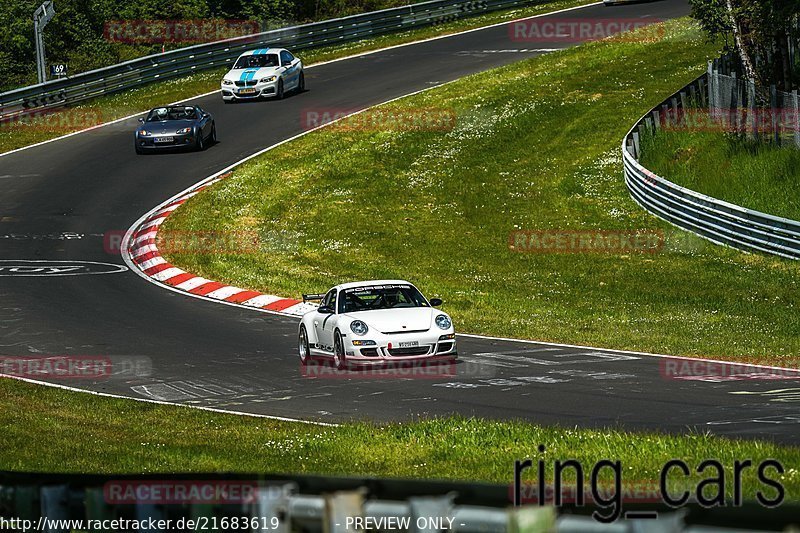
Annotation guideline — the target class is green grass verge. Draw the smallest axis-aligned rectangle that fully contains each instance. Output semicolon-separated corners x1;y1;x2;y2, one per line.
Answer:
2;377;799;502
161;18;800;367
640;130;800;222
0;0;596;154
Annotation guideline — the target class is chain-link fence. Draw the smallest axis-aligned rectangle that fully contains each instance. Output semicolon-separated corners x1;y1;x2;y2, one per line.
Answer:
707;54;800;147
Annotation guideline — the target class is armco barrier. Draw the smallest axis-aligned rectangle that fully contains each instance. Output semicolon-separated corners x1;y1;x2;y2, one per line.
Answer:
0;0;537;120
1;472;798;531
622;74;800;260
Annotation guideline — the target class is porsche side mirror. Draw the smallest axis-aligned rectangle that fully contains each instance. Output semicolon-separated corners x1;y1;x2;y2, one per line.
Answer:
318;305;334;314
430;298;443;307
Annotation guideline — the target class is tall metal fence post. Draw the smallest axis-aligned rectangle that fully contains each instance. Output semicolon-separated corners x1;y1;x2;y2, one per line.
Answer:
771;84;779;145
793;89;800;148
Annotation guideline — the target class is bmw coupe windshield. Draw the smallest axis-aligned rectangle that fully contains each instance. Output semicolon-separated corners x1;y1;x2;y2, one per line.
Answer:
340;284;430;313
233;54;280;69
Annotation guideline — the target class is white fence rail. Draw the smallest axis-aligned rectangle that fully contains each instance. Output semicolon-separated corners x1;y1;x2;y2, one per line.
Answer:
622;75;800;260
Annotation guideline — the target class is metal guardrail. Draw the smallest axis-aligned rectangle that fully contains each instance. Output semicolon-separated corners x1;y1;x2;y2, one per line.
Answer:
0;0;537;120
622;74;800;260
1;472;796;532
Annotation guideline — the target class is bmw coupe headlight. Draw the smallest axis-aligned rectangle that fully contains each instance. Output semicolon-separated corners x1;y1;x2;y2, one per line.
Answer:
176;127;192;134
260;76;277;83
350;320;368;336
435;314;452;330
222;79;233;85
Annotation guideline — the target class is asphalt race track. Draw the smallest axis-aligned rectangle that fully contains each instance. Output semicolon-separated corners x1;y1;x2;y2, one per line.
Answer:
2;0;799;444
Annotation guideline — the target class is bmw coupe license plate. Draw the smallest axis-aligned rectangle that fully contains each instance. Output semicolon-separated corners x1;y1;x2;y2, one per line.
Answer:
153;137;173;143
399;341;419;348
239;88;256;94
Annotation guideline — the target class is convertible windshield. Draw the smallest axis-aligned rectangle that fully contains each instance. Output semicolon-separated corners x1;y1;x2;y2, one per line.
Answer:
339;284;429;313
146;106;196;122
233;54;279;69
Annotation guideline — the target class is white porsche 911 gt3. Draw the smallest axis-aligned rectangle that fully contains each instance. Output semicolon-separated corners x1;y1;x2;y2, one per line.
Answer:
220;48;304;102
298;280;457;370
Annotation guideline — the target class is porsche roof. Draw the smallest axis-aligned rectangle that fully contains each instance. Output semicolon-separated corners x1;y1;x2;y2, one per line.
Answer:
334;280;414;291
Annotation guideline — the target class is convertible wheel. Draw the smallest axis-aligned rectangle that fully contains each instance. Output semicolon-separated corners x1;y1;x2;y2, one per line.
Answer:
333;332;347;371
276;79;285;100
196;132;205;151
210;123;217;144
299;326;311;366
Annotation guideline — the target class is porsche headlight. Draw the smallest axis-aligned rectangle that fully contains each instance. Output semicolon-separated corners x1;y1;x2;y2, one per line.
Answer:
260;76;277;83
435;314;452;330
176;127;192;135
350;320;368;336
222;79;233;85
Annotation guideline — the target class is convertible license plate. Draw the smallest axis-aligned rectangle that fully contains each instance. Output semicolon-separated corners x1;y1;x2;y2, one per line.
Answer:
239;88;256;94
399;341;419;348
153;136;174;143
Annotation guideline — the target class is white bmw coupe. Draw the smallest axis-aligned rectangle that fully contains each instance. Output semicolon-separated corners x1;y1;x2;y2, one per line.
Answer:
298;280;457;369
221;47;304;102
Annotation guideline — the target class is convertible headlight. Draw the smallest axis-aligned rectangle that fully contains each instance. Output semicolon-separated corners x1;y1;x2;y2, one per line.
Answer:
260;76;277;83
138;130;150;136
176;127;192;135
350;320;368;336
435;314;452;330
222;79;233;85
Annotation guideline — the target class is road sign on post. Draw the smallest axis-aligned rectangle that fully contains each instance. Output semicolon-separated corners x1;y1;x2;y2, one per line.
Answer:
33;1;55;84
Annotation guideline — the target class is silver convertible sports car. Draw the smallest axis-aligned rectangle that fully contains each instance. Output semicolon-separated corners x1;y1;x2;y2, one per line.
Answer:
134;105;216;154
298;280;457;370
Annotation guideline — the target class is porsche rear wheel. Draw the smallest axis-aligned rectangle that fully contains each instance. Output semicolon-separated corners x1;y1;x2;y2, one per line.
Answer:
299;325;310;366
333;332;346;371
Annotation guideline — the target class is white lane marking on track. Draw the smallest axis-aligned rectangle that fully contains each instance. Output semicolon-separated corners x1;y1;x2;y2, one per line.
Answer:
0;2;602;160
0;374;337;425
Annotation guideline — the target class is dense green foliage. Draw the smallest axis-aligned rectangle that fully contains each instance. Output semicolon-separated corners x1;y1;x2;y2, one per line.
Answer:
1;0;409;91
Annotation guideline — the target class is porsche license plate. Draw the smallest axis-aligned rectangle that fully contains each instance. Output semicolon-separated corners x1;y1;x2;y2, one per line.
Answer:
153;137;174;143
399;341;419;348
239;88;256;94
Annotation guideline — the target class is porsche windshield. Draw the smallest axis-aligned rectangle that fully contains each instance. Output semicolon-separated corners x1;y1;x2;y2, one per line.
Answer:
146;106;196;122
340;285;429;313
233;54;280;69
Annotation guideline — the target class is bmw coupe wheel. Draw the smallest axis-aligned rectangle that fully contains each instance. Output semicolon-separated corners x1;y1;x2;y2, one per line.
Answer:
299;326;310;366
333;332;346;371
297;72;305;93
276;79;284;100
